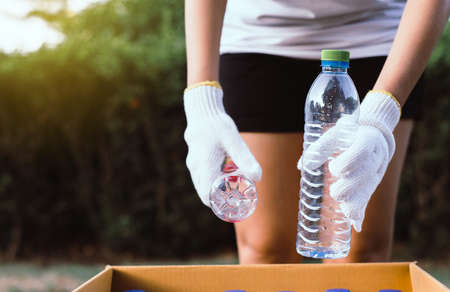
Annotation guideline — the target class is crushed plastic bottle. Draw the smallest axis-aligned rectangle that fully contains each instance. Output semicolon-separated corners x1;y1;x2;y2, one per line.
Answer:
209;156;257;222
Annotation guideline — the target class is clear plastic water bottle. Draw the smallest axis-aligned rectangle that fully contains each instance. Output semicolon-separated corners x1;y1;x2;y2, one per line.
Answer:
297;50;360;259
209;156;257;222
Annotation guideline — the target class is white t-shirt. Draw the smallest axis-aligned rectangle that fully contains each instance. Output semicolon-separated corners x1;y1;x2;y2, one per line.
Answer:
220;0;405;59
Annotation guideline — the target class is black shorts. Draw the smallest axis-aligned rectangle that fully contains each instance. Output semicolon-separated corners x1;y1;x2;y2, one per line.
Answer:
219;53;424;133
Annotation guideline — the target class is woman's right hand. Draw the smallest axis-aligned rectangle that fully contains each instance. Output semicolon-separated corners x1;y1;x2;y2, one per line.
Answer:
183;82;262;206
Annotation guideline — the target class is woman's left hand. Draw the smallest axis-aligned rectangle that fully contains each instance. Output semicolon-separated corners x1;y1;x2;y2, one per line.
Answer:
298;90;401;232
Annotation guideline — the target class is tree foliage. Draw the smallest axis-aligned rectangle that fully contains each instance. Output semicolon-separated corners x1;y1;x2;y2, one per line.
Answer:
0;0;234;260
395;25;450;258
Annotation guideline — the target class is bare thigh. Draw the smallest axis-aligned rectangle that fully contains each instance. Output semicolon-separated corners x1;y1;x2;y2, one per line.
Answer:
235;120;413;264
234;133;303;264
325;120;414;263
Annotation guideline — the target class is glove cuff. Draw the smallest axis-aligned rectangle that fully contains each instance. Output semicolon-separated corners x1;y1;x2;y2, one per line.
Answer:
360;90;400;160
360;90;401;132
183;84;225;123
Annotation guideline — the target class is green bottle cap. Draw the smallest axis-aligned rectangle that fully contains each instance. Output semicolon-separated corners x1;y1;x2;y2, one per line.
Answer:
321;50;350;62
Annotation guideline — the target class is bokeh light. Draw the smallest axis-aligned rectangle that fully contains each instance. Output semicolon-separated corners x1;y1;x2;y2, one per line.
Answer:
0;0;108;54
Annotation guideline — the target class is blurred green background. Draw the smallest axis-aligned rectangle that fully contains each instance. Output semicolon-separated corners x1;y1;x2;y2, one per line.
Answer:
0;0;448;291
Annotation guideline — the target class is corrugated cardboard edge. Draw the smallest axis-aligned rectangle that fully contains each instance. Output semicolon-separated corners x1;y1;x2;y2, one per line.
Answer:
109;262;411;270
72;265;113;292
410;262;450;292
71;262;449;292
109;263;413;292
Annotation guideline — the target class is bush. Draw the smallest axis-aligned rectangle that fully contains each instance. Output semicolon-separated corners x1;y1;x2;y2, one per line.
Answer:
0;0;234;260
395;25;450;258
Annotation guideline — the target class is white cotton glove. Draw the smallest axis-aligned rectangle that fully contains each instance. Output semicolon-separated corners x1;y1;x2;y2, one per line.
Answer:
183;82;262;206
298;90;401;232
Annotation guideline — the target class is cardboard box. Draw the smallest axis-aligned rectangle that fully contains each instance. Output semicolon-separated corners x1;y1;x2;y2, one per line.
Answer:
73;262;449;292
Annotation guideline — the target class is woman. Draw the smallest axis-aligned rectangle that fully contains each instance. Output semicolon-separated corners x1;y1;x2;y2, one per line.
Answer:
183;0;450;264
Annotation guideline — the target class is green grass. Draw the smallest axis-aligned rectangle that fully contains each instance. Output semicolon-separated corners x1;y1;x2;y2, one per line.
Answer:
0;263;102;278
0;263;103;292
419;263;450;288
